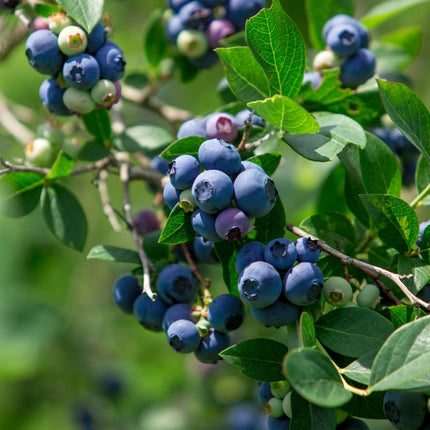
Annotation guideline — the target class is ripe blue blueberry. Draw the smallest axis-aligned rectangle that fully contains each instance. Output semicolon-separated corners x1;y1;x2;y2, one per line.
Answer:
238;261;282;308
418;220;430;247
215;208;249;241
284;262;324;306
63;54;101;90
179;1;213;30
235;109;265;128
169;0;192;13
192;169;233;214
112;274;142;314
325;24;361;57
226;404;264;430
302;71;322;89
268;416;291;430
166;14;187;44
205;113;239;143
157;263;199;305
86;23;106;53
322;14;369;48
251;297;300;328
39;78;71;116
193;236;215;263
258;382;273;406
234;169;278;217
169;154;200;190
206;19;236;48
295;237;320;263
162;303;197;331
207;294;245;332
383;391;427;430
95;41;126;81
337;417;369;430
194;329;230;363
235;240;265;274
167;319;201;353
227;0;266;30
198;138;241;176
238;160;265;174
163;181;181;209
339;48;376;88
133;294;170;332
191;209;220;241
177;118;207;139
264;238;297;271
150;156;170;175
25;29;64;76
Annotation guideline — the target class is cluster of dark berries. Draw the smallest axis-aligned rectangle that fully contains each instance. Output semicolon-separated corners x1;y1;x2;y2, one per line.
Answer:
25;11;124;115
0;0;20;10
303;14;376;90
235;237;323;328
112;266;245;364
371;126;420;186
165;0;265;68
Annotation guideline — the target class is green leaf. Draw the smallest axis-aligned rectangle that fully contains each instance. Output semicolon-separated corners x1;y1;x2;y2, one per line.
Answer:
158;204;194;245
55;0;104;33
160;136;206;161
317;163;349;215
246;152;282;176
220;338;288;382
46;152;74;180
377;80;430;164
254;197;286;244
81;108;111;142
214;241;239;296
143;9;168;67
416;156;430;206
300;312;316;348
115;123;174;156
78;138;110;161
0;172;43;218
300;212;357;255
41;184;87;251
290;391;337;430
305;0;355;51
142;230;171;262
373;42;414;72
34;3;62;17
246;0;306;99
370;315;430;392
414;266;430;293
216;46;270;104
361;0;428;29
283;348;352;408
316;308;393;358
341;350;377;386
397;255;427;294
248;95;319;134
389;305;427;330
381;26;422;59
360;194;419;254
340;391;387;420
284;113;366;162
87;245;140;265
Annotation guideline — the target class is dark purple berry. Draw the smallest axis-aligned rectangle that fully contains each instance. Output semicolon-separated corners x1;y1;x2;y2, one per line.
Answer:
132;209;160;236
133;294;170;331
206;19;236;48
205;112;239;142
339;48;376;88
215;208;249;241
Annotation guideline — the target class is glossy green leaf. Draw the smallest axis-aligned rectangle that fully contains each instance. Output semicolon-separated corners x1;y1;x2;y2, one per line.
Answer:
389;305;426;330
216;46;270;104
160;136;206;161
41;184;87;251
144;9;168;67
87;245;140;265
341;350;377;386
290;391;337;430
361;0;428;29
116;123;174;156
370;315;430;392
254;197;286;245
377;80;430;164
284;113;366;162
82;108;111;142
340;391;387;420
246;152;282;176
305;0;355;51
220;338;288;382
55;0;104;33
360;194;419;254
34;3;62;16
246;0;306;99
381;26;422;59
397;255;427;294
316;308;393;358
142;230;170;262
248;95;319;134
300;312;316;348
46;152;74;180
283;348;352;408
214;241;239;296
158;204;194;245
416;156;430;206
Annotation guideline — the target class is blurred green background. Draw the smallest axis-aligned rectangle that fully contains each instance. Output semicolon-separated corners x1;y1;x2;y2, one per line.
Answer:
0;0;430;429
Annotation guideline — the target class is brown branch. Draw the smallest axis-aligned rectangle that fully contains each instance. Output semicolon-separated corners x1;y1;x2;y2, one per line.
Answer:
285;222;425;309
237;111;256;152
0;19;30;61
95;169;122;232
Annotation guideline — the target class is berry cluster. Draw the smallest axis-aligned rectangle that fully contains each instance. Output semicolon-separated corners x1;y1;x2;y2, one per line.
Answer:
0;0;20;10
303;14;376;89
25;11;124;115
165;0;265;68
112;267;245;364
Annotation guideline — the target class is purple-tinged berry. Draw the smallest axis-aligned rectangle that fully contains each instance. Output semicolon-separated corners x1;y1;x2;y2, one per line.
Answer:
251;296;300;328
339;48;376;88
302;71;322;89
48;11;73;34
179;1;213;30
132;209;160;236
227;0;266;30
63;87;95;114
24;138;58;167
90;79;117;107
63;53;100;90
177;29;209;58
198;138;241;176
86;23;106;53
235;240;265;274
33;16;50;31
191;209;220;242
264;238;297;271
206;19;236;48
163;181;181;209
95;41;126;81
205;112;239;143
238;261;282;308
112;274;141;314
235;109;265;128
325;24;361;57
162;303;197;331
25;29;64;76
194;329;230;363
169;154;200;190
295;237;320;263
177;118;207;139
169;0;192;13
167;319;201;353
133;294;169;332
207;294;245;332
215;208;249;241
58;25;88;56
39;78;71;116
322;276;352;307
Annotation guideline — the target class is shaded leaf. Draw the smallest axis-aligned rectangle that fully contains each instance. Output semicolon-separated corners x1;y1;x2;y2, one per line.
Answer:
389;305;426;330
160;136;206;161
56;0;104;33
340;391;386;420
78;138;109;161
144;9;168;67
214;241;239;296
381;26;422;59
341;350;378;386
254;197;286;244
246;152;282;176
300;312;316;348
82;108;111;142
87;245;140;265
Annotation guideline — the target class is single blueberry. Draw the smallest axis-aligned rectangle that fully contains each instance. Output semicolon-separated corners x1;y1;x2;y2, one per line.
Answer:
302;71;322;89
162;303;197;332
63;53;101;90
295;237;320;263
95;41;126;81
325;24;361;57
39;78;71;116
179;1;213;30
322;14;369;48
193;236;215;263
235;109;265;128
206;19;236;48
235;240;265;274
339;48;376;88
112;274;142;314
169;154;201;190
238;160;265;174
163;181;181;209
150;156;170;175
133;294;170;331
177;118;207;139
198;138;242;175
251;296;300;328
205;113;239;143
207;294;245;332
258;382;273;406
191;209;221;242
132;209;160;236
268;415;291;430
215;208;249;241
264;238;297;271
167;319;201;353
86;23;106;53
226;0;266;30
194;329;230;363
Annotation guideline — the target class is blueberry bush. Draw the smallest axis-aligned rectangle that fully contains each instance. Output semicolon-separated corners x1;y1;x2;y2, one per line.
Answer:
1;0;430;429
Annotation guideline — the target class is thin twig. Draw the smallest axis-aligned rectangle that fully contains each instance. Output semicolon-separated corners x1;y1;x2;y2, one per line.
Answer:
244;130;276;151
0;19;30;61
95;169;122;232
285;222;426;309
237;111;255;152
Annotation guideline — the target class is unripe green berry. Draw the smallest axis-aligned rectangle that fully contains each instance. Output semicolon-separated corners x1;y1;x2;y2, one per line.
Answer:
282;392;292;418
356;284;380;308
179;189;197;213
313;49;339;71
90;79;117;108
48;11;73;34
270;381;291;399
61;137;81;159
58;25;88;56
177;29;209;58
37;120;64;146
25;138;57;167
265;397;284;418
63;87;95;114
322;277;353;307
